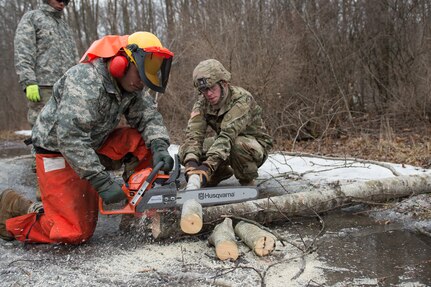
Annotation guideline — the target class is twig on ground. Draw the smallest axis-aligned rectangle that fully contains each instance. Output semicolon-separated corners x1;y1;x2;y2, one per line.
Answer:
8;259;49;267
267;197;308;252
304;207;325;253
415;228;431;237
290;255;306;280
212;265;265;287
280;151;402;176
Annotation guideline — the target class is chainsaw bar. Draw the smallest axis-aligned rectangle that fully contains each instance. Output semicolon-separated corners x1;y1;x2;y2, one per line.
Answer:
135;182;258;212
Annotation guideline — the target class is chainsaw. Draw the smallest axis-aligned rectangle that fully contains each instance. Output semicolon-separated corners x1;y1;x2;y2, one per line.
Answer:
98;155;258;215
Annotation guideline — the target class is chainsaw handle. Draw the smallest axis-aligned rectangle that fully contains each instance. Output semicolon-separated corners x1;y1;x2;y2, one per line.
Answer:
99;161;165;215
129;160;164;205
145;161;165;185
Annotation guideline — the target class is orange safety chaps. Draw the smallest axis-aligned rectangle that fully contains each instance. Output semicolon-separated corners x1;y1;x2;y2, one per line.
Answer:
6;127;151;244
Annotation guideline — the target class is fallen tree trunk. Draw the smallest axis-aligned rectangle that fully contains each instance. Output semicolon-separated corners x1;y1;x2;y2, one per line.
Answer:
203;173;431;224
141;173;431;239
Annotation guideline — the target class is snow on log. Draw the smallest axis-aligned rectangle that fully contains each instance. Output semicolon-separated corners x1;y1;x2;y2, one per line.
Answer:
204;173;431;224
180;199;203;234
207;218;239;261
234;221;276;256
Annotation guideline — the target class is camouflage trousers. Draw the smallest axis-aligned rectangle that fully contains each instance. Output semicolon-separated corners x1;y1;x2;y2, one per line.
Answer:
27;86;52;126
179;135;268;183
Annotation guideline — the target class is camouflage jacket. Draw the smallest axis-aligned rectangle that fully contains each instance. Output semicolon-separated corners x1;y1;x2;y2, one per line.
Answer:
14;4;78;90
182;85;273;170
31;59;170;180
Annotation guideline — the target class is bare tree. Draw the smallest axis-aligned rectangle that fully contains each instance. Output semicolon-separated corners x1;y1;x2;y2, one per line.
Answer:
0;0;430;146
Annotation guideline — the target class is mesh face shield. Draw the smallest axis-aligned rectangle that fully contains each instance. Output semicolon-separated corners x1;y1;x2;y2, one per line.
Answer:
127;44;173;93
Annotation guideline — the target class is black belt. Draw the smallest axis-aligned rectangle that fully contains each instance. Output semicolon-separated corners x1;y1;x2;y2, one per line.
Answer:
34;146;61;155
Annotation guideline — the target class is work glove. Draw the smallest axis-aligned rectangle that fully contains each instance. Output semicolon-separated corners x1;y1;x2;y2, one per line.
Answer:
26;84;41;102
89;171;126;204
184;159;199;174
150;139;174;172
185;163;211;187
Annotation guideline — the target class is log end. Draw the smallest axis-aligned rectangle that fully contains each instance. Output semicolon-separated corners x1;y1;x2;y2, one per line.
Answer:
180;214;203;234
215;241;239;261
254;236;276;256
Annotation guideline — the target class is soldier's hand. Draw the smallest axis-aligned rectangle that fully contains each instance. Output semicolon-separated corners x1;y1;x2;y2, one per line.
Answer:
89;171;126;204
184;159;199;173
186;164;210;187
26;84;41;102
151;139;174;172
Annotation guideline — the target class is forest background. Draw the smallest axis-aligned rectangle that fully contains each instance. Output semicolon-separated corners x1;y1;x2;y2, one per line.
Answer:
1;0;430;166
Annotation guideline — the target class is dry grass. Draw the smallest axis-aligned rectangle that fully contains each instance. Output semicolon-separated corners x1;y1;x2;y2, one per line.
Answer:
285;130;431;168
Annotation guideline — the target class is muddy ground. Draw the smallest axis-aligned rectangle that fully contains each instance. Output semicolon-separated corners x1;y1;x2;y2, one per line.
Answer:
0;140;430;287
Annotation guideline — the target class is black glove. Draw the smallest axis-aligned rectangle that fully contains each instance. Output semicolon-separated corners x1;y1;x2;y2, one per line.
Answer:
89;171;126;204
185;163;211;187
151;139;174;172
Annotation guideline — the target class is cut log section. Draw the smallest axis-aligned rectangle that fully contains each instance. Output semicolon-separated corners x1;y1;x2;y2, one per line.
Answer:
208;218;239;261
234;221;276;256
180;199;203;234
151;210;179;240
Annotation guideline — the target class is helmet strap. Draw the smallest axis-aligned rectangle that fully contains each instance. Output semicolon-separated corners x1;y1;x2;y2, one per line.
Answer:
212;82;229;109
219;82;224;100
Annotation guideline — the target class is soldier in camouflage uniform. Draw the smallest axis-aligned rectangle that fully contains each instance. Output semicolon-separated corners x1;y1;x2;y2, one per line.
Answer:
14;0;78;126
0;31;174;244
179;59;273;187
15;0;78;201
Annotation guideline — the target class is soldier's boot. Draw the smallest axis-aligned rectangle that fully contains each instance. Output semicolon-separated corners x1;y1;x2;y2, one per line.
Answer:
207;165;234;187
0;189;34;241
238;179;256;186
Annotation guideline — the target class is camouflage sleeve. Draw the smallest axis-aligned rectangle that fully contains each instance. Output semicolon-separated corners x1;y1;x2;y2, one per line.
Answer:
205;96;252;170
125;91;170;146
14;12;37;90
56;66;105;180
181;98;208;163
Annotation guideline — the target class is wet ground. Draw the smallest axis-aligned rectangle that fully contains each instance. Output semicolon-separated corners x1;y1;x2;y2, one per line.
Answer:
0;143;430;286
311;212;431;286
0;140;31;159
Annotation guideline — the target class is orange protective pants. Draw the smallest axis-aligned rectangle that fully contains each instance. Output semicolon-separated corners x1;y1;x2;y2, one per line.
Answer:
6;127;151;244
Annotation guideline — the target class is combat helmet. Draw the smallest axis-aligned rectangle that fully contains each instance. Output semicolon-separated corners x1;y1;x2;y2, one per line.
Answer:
192;59;231;92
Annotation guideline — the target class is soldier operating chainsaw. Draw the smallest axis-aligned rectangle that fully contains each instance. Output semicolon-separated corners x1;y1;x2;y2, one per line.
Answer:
179;59;273;188
0;31;174;244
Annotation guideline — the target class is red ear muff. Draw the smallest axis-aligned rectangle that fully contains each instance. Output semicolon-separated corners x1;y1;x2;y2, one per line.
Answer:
109;55;129;78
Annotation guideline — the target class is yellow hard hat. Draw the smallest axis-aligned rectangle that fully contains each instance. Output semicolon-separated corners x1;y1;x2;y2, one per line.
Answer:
124;32;174;93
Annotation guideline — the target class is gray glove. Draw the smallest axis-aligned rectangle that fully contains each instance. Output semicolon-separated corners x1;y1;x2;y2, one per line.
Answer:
150;139;174;172
89;171;126;204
